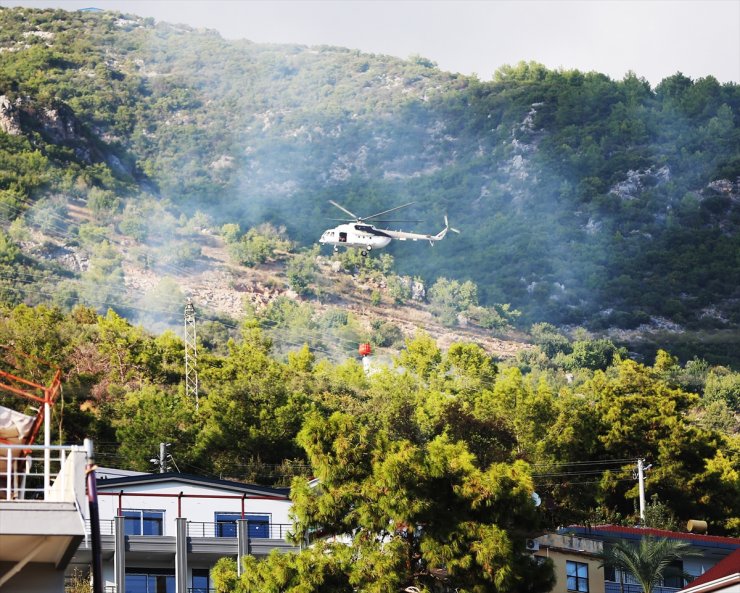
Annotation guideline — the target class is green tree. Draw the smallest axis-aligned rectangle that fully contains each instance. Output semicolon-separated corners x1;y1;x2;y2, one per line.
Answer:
212;544;353;593
113;386;197;471
556;338;625;371
228;223;292;267
286;246;319;296
87;186;119;221
585;357;727;524
283;411;555;593
195;325;308;474
428;277;479;326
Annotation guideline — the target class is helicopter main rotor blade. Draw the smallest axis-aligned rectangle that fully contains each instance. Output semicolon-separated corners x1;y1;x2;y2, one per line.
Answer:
329;200;359;220
371;219;423;224
363;201;417;222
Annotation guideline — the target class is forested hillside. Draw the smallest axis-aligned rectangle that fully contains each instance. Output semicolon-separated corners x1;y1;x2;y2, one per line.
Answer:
0;302;738;587
0;7;738;366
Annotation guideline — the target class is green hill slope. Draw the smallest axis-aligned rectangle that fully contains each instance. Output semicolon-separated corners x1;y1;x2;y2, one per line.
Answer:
0;7;739;361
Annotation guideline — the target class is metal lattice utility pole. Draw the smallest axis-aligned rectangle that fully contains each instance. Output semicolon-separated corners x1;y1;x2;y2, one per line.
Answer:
184;298;199;408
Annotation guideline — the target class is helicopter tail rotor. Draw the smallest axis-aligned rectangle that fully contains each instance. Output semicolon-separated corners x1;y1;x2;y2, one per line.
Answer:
445;215;460;234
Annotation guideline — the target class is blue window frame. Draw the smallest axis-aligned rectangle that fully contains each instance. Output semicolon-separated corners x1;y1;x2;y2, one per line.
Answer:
566;560;589;593
215;512;239;537
125;570;174;593
122;509;164;536
192;569;210;593
214;512;271;538
246;515;270;539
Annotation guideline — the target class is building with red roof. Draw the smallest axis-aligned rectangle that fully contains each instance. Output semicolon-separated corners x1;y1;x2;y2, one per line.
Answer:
537;525;740;593
680;549;740;593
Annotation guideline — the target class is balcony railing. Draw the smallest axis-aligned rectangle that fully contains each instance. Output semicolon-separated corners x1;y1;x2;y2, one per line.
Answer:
605;581;688;593
87;519;115;536
188;521;293;540
84;519;293;540
0;441;89;503
83;583;219;593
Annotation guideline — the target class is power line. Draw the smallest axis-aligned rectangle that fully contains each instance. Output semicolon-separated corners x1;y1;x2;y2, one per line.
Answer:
530;458;638;467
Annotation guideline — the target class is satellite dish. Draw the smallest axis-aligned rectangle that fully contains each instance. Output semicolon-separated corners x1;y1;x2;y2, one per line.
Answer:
532;492;542;507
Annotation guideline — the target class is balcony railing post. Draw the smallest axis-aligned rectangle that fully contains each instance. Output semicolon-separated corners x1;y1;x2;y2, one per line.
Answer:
176;517;188;593
44;400;50;497
5;448;10;500
114;515;125;593
237;519;249;575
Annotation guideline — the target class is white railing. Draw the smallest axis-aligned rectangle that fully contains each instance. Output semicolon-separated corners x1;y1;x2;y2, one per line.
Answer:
0;440;89;503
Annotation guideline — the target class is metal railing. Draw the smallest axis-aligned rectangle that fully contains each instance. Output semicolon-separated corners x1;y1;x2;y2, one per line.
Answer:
77;584;217;592
83;519;293;540
188;521;292;540
605;582;686;593
86;519;116;536
0;441;88;501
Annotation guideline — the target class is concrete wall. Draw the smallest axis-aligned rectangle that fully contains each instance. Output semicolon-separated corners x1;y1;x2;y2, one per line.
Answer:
0;562;65;593
535;534;605;593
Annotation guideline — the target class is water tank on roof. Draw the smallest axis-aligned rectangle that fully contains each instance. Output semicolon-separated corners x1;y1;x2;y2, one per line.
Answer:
687;520;707;534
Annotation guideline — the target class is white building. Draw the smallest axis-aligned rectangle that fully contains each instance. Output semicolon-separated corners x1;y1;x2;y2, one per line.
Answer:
68;471;299;593
0;440;91;593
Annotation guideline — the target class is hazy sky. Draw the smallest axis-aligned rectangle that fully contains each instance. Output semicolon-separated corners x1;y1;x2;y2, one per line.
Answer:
3;0;739;87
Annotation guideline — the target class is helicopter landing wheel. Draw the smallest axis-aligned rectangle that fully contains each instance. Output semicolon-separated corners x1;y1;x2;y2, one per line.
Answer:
361;250;368;257
333;246;338;253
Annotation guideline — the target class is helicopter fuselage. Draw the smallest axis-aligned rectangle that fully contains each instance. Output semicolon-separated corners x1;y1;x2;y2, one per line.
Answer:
319;223;393;251
320;199;458;256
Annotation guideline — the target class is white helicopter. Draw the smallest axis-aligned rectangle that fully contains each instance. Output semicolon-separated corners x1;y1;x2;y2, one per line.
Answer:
319;200;459;256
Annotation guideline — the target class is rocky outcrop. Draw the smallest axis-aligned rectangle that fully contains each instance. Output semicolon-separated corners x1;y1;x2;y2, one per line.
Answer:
0;95;22;135
38;101;85;144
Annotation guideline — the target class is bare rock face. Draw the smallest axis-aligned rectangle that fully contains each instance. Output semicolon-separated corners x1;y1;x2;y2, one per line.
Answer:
0;95;22;135
40;102;82;143
411;279;425;301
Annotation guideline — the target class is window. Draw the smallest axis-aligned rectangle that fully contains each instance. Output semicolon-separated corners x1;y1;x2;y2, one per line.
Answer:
215;512;239;537
246;515;270;539
122;509;164;536
192;569;210;593
662;560;685;588
125;570;174;593
566;560;589;593
214;512;271;538
604;565;615;582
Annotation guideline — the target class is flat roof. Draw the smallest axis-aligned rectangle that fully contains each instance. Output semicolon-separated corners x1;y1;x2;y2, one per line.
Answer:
563;525;740;550
96;471;291;498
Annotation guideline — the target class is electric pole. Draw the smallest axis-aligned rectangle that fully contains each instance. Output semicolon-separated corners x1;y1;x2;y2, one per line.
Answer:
151;443;170;473
638;458;646;522
159;442;167;473
184;297;199;408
